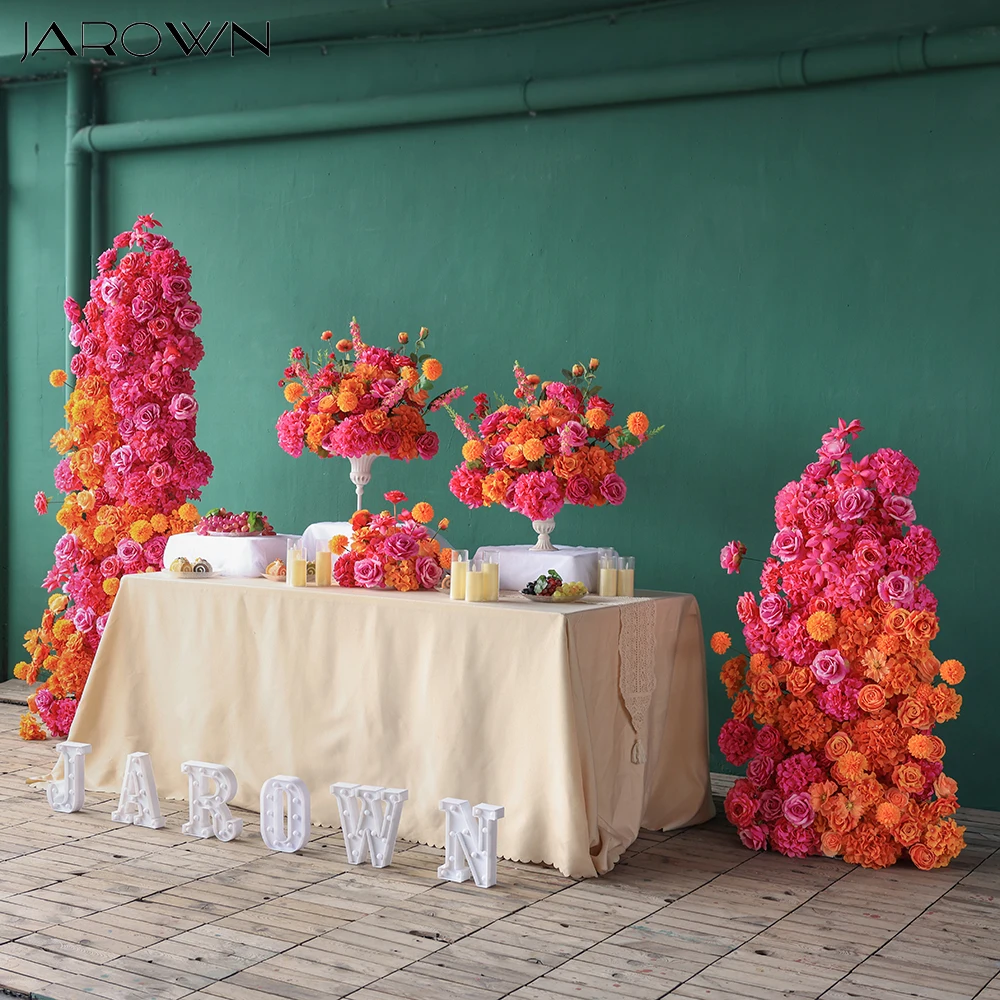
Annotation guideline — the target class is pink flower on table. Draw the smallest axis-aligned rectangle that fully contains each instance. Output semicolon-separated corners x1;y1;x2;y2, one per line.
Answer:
770;527;803;563
384;534;419;561
718;718;755;766
558;420;588;454
758;593;787;629
334;552;360;587
877;570;915;608
758;789;783;823
415;556;443;590
882;494;916;524
161;275;191;302
599;473;626;506
174;301;202;330
835;486;874;522
354;557;384;589
736;591;758;624
511;471;565;521
169;393;198;421
720;540;747;575
810;648;848;686
754;724;787;761
739;824;769;852
781;792;816;828
565;475;594;506
34;491;49;515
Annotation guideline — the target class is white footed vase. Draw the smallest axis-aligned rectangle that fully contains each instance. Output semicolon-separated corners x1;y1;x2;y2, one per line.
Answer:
348;454;379;511
531;517;556;551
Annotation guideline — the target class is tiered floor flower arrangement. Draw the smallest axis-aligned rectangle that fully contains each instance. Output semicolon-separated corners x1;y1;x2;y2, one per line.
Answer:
447;360;658;520
16;215;212;739
713;419;966;869
276;323;463;461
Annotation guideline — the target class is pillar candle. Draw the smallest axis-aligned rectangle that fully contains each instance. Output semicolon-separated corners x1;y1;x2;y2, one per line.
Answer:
289;557;307;588
484;562;499;602
617;568;634;597
450;560;467;600
599;566;618;597
315;550;332;587
465;569;485;603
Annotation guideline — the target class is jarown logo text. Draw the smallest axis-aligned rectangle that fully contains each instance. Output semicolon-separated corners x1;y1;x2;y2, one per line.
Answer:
22;21;270;62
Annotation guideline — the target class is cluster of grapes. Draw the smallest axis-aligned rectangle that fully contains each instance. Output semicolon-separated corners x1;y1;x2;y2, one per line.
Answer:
522;571;588;601
195;509;276;536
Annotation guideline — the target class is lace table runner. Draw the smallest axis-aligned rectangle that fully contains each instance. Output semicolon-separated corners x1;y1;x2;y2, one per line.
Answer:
507;593;658;764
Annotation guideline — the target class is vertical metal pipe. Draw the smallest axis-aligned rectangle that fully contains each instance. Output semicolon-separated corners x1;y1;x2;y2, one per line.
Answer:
65;62;93;400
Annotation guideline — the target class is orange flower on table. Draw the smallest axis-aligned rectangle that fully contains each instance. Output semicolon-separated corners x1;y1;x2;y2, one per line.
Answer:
857;684;887;713
385;560;419;592
939;659;965;684
842;825;901;869
350;509;371;531
418;537;441;559
811;779;839;813
553;453;585;479
820;831;843;857
710;631;731;655
411;502;434;524
908;843;936;870
19;714;47;740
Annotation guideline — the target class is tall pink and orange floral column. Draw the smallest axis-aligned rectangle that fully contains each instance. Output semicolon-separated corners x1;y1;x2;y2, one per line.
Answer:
17;215;213;739
714;419;966;870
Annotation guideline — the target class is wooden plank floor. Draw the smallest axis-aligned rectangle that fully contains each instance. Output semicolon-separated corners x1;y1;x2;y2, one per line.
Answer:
0;701;997;1000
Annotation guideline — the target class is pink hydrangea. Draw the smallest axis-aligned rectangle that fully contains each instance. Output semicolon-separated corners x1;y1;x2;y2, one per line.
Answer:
775;753;825;796
450;464;485;509
509;471;564;521
816;677;863;721
769;818;820;857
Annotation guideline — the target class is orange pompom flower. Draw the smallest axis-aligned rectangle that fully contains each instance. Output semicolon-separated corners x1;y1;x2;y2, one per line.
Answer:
462;440;484;463
626;411;649;437
177;502;200;522
710;631;732;655
401;366;419;386
284;382;304;403
939;659;965;684
103;578;119;597
49;369;68;388
439;547;453;570
875;802;902;827
411;502;434;524
522;439;546;462
422;358;443;382
806;610;837;642
329;535;348;555
585;407;608;429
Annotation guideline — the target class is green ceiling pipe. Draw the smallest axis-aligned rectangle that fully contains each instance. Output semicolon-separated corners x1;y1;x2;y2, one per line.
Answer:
69;24;1000;155
64;61;93;396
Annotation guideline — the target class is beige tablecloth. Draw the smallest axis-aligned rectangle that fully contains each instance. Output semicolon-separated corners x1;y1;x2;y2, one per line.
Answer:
67;574;714;877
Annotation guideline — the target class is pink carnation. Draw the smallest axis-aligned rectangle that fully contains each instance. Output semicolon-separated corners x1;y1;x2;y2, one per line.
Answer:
718;718;755;766
510;471;564;521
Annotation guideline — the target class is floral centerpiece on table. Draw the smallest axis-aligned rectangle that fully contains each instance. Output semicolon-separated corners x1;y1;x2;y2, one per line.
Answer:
447;359;659;545
330;491;452;592
276;322;463;463
713;418;966;870
17;214;212;740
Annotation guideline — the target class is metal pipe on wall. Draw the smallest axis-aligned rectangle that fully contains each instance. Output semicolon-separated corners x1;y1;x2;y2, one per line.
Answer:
64;62;93;396
69;25;1000;155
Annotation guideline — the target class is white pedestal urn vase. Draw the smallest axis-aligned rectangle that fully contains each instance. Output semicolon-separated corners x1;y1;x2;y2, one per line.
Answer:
348;454;379;511
531;517;556;551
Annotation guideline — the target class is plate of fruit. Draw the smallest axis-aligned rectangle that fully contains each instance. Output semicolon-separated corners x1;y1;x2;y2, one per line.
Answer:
522;570;588;603
196;509;277;536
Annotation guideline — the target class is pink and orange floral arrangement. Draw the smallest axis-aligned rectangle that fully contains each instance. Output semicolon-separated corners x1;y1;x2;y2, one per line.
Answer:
329;491;451;592
713;419;966;870
18;215;212;739
447;359;659;522
276;322;463;463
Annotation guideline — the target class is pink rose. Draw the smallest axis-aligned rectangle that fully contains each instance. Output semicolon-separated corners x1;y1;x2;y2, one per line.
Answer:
758;593;787;629
134;403;161;431
95;613;110;637
174;301;202;330
883;494;916;524
599;473;626;506
559;420;588;454
63;296;81;322
131;297;157;323
739;824;769;851
810;648;848;685
746;755;775;788
416;432;439;460
415;556;443;590
781;791;816;828
770;527;803;563
380;428;402;453
110;444;136;473
835;485;875;521
385;534;419;561
721;540;746;575
144;536;168;565
754;724;786;760
106;346;129;371
877;570;914;608
565;475;593;505
802;498;834;529
736;591;758;624
169;393;198;421
73;606;97;633
148;462;172;487
758;789;783;823
724;786;757;827
161;274;192;302
117;539;143;564
100;555;123;577
132;329;154;354
101;277;125;305
354;557;384;589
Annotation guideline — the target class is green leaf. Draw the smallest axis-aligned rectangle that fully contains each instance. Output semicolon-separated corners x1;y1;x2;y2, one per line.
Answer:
205;508;221;518
246;512;263;532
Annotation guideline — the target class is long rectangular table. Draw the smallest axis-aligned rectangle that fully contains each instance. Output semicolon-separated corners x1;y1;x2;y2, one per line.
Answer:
67;574;714;878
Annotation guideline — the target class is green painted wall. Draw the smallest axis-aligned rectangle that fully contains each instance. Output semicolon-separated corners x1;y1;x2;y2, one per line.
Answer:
3;2;999;808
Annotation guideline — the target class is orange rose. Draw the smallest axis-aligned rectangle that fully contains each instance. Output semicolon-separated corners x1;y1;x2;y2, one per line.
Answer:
905;610;939;647
750;673;781;704
883;608;910;636
824;732;853;761
503;444;524;467
732;691;753;722
885;787;910;810
857;684;887;713
786;666;815;698
893;762;926;794
820;831;843;857
939;659;965;684
771;658;792;679
933;774;958;799
362;410;388;434
908;843;936;870
897;696;932;730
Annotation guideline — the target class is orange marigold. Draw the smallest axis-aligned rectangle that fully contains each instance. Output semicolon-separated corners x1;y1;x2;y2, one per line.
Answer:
93;524;115;545
130;520;154;544
462;440;484;463
805;611;836;642
102;578;119;597
585;407;608;429
522;438;546;462
719;655;746;698
482;471;513;505
49;369;68;388
626;411;649;436
439;547;454;570
832;750;870;784
411;502;434;524
875;802;901;827
710;631;732;655
284;382;304;403
401;366;419;386
939;659;965;685
329;535;348;555
177;502;200;522
422;358;443;382
19;714;47;740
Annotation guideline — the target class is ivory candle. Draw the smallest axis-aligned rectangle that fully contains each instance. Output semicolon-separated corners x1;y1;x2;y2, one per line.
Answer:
465;569;485;603
599;566;618;597
484;562;499;601
289;557;308;588
315;550;332;587
617;556;635;598
450;551;469;601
